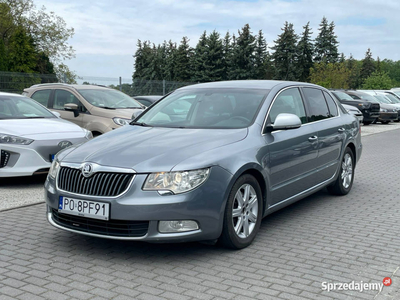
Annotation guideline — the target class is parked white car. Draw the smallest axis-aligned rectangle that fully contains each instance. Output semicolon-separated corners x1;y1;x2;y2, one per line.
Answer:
0;92;92;177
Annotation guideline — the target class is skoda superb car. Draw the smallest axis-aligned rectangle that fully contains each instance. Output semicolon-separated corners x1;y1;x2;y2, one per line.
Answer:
0;92;92;177
45;81;362;249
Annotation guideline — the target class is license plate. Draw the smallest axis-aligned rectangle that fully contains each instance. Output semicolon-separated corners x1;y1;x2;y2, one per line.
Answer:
58;196;110;220
50;154;55;162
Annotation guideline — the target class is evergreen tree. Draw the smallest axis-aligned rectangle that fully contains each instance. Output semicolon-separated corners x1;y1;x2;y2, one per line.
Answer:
360;48;376;82
254;30;269;79
271;21;299;81
174;36;193;82
191;31;208;82
164;40;178;81
346;54;361;89
296;22;314;82
222;31;233;80
314;17;339;63
204;30;224;81
229;24;256;79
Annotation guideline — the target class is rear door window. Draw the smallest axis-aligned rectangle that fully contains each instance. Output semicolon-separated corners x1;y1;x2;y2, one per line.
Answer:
31;90;51;107
323;91;338;117
302;88;330;122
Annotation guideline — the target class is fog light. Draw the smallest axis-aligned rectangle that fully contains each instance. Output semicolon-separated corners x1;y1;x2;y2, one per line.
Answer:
158;220;199;233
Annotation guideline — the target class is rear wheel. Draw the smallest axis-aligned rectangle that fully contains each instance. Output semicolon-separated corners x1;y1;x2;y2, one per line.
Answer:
328;147;354;195
219;174;263;249
363;121;371;125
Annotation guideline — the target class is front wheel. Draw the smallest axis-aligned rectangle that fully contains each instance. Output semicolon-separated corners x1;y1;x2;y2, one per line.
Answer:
219;174;263;249
328;147;355;195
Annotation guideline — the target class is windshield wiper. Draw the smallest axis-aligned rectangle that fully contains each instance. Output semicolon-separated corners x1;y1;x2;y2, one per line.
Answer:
120;106;142;109
24;116;46;119
100;107;116;110
130;121;151;127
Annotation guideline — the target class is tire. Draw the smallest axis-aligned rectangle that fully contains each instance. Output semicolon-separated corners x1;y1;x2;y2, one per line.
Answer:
381;121;389;124
363;121;371;125
219;174;263;249
328;147;355;196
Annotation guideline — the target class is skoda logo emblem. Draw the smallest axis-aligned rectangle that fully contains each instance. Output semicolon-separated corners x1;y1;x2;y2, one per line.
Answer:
58;140;73;149
82;163;94;178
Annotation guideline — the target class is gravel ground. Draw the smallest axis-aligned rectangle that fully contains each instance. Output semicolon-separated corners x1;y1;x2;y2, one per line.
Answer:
1;121;399;212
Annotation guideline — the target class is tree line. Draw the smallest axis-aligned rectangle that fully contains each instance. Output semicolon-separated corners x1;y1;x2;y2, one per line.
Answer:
132;17;400;94
0;0;76;90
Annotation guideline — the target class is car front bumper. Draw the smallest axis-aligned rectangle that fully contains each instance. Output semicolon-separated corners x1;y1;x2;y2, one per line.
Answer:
0;137;88;177
378;112;398;122
45;166;233;242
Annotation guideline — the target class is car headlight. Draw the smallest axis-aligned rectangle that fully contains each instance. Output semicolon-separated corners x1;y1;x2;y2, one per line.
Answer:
143;168;210;194
48;159;60;179
380;108;388;112
83;129;93;140
113;117;131;126
0;134;33;145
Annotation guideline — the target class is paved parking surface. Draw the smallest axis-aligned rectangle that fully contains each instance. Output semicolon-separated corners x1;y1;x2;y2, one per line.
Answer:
0;128;399;300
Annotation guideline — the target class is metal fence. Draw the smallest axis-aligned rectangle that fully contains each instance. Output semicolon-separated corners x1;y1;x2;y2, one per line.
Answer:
0;71;196;96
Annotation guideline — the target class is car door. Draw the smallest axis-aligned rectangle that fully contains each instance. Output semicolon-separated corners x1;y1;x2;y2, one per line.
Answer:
302;88;345;183
51;89;84;127
263;87;319;205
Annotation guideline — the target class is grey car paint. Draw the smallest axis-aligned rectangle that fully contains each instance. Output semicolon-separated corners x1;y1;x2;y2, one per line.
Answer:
45;80;362;245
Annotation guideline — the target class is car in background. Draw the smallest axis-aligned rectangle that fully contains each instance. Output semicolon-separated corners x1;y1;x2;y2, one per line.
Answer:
346;91;397;124
342;104;363;123
132;95;163;107
371;94;399;123
23;84;144;136
45;80;362;249
0;92;92;177
391;88;400;98
331;90;380;125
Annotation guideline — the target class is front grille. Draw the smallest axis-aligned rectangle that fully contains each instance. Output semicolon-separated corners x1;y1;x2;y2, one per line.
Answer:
52;209;148;237
371;103;380;112
58;167;134;197
1;150;10;168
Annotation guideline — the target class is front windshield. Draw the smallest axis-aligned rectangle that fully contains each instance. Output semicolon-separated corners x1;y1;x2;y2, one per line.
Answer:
333;91;354;101
0;95;56;119
384;94;400;103
373;95;391;104
357;93;379;102
77;89;142;109
136;88;269;129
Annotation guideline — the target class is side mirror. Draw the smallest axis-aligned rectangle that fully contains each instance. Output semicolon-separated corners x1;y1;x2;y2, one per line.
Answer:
132;109;144;120
64;103;79;117
265;113;302;133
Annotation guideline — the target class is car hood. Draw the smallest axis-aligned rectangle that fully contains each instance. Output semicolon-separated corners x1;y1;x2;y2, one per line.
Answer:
0;118;85;139
63;125;248;172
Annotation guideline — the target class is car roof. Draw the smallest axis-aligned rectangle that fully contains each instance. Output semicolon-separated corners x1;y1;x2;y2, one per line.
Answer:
24;83;112;91
178;80;320;90
0;92;26;97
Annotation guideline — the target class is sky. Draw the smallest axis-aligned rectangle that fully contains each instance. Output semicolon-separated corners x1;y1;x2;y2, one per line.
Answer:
34;0;400;83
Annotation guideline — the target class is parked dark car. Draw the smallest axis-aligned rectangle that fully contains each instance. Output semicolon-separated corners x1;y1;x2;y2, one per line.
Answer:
346;91;397;124
132;95;163;107
331;90;380;125
45;81;362;249
371;95;399;123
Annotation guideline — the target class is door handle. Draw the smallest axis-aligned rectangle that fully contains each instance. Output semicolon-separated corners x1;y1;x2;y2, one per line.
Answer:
308;136;318;142
338;127;345;132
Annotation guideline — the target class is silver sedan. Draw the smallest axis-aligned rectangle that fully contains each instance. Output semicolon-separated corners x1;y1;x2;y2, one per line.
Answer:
0;92;92;177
